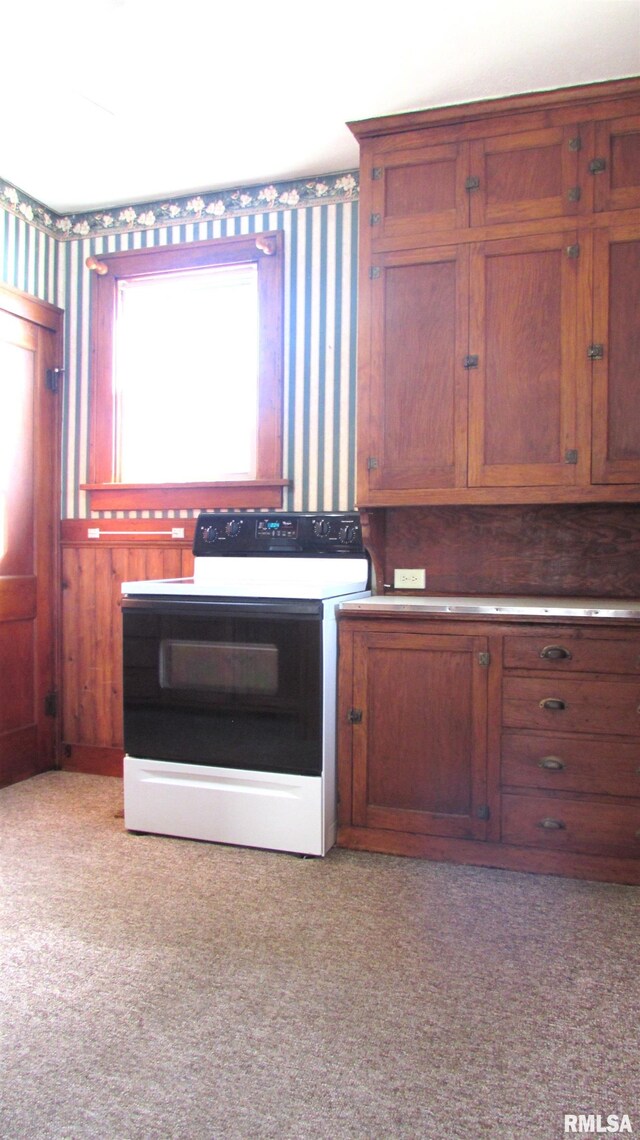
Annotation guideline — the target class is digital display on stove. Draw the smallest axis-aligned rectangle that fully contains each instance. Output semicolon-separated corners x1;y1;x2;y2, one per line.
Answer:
256;518;298;539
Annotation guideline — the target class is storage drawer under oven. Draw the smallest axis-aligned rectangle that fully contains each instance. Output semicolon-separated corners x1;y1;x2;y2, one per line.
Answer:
501;733;640;796
502;677;640;736
501;792;640;857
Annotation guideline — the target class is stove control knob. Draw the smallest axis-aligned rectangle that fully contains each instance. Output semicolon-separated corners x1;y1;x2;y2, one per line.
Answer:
339;523;357;544
202;525;219;544
224;519;241;538
313;518;330;538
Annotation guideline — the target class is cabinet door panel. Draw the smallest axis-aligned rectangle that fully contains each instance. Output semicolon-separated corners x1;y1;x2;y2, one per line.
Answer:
371;138;469;244
363;246;469;495
470;125;579;226
592;226;640;483
593;115;640;212
351;632;489;839
468;232;585;487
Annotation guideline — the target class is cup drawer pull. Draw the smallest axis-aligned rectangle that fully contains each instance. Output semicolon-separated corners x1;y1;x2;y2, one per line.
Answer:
538;818;565;830
538;756;565;771
539;698;566;711
540;644;572;660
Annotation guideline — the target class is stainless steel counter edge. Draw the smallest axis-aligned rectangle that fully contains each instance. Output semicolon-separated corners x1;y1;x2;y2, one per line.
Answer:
337;595;640;619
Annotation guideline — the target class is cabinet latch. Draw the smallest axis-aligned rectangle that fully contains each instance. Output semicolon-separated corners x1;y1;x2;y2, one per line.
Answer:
566;244;580;258
463;355;479;370
587;343;604;360
589;157;607;174
465;176;480;191
347;708;363;724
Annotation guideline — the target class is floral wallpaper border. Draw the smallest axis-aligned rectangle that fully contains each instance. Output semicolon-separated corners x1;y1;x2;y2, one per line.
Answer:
0;171;359;240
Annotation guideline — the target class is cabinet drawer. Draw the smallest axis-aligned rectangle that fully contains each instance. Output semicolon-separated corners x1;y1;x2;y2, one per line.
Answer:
503;634;640;674
502;677;640;736
501;733;640;796
502;792;640;856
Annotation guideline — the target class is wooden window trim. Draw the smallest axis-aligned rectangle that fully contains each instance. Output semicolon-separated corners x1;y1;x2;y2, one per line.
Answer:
84;231;287;511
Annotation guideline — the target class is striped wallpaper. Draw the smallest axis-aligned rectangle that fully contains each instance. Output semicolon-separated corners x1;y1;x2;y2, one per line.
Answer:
0;177;360;518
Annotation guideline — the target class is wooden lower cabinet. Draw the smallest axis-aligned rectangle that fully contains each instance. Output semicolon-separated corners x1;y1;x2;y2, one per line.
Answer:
337;613;640;883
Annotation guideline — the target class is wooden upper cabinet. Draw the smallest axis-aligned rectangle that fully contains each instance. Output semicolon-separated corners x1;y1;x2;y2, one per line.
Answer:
369;135;469;245
469;125;581;226
468;231;587;488
361;245;469;496
592;115;640;213
592;225;640;483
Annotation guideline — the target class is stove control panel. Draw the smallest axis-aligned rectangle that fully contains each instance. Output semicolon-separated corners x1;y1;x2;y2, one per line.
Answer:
193;512;365;556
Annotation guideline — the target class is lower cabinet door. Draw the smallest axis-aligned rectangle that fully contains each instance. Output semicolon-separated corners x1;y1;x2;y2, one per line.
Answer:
350;630;490;839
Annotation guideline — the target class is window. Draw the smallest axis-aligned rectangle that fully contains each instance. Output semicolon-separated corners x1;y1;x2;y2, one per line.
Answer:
85;232;286;510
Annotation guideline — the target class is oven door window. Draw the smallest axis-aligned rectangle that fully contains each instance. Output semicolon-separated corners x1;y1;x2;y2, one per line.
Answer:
123;605;323;775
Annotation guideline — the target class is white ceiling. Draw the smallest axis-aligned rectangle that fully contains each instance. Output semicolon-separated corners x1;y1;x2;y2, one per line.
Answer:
3;0;639;214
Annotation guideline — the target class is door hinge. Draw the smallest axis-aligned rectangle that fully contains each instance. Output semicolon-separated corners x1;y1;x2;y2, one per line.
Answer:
347;708;363;724
369;266;381;279
370;213;381;226
568;136;582;152
463;355;479;369
476;804;491;820
46;367;64;392
587;343;604;360
589;157;607;174
465;176;480;192
367;456;378;470
372;167;383;180
564;449;579;465
567;186;581;202
478;651;490;667
44;691;58;717
566;244;580;259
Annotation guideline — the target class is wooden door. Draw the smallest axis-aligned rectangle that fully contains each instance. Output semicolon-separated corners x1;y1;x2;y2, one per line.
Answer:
592;224;640;483
467;231;588;488
469;124;580;226
349;630;489;839
592;115;640;213
360;245;469;501
0;288;62;787
369;135;469;246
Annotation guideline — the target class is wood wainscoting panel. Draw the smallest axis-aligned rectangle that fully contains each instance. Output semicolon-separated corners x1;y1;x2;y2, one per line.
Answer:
60;524;194;775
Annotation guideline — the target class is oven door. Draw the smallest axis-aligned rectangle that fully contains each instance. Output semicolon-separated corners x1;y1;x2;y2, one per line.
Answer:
122;597;323;775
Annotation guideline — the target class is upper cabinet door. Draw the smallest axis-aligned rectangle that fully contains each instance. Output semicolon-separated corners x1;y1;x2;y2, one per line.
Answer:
592;225;640;483
467;231;587;488
359;245;470;500
369;136;469;246
592;115;640;213
469;125;581;226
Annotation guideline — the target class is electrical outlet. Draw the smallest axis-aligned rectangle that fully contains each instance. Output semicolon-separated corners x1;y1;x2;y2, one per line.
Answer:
394;568;426;589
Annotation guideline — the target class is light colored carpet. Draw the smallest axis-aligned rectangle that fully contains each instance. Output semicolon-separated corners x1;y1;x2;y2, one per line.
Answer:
0;772;638;1140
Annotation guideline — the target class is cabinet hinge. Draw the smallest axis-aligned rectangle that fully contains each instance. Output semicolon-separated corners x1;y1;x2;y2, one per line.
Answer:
463;355;479;370
367;456;378;470
347;708;363;724
478;651;490;667
44;691;58;717
370;213;381;226
587;343;604;360
567;186;581;202
568;136;582;152
465;176;480;192
589;157;607;174
372;167;383;180
45;367;64;393
476;804;491;820
566;244;580;258
564;449;579;465
369;266;381;280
